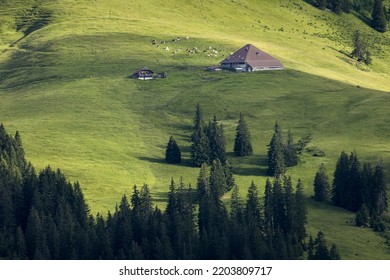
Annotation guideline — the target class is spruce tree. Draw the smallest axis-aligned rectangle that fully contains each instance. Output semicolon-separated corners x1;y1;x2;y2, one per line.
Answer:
209;159;227;200
372;0;388;32
341;0;351;13
351;30;371;65
347;152;363;211
329;244;341;260
230;185;243;223
190;104;209;167
313;163;331;202
294;179;307;242
264;178;273;237
233;113;253;157
328;0;342;14
371;162;387;217
332;151;350;207
196;163;209;201
284;130;298;167
207;116;226;164
267;122;285;177
245;181;261;228
355;204;370;227
165;135;181;164
316;0;327;10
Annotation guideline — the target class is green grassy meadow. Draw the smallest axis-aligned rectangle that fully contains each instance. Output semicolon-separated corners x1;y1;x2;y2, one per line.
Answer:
1;0;390;259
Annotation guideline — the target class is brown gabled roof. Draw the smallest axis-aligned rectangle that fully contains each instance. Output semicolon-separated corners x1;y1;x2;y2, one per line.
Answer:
220;44;283;68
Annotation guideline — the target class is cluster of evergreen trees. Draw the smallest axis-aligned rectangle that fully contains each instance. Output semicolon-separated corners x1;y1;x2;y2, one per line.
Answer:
311;0;389;32
267;123;300;177
313;0;352;14
313;151;388;231
190;103;227;167
307;231;340;260
0;124;92;259
1;124;317;260
195;167;309;259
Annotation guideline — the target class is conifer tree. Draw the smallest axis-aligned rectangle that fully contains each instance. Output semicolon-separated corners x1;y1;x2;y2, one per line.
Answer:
371;162;387;217
355;204;370;227
313;163;331;202
284;130;298;167
245;181;261;228
230;185;243;223
316;0;327;10
272;178;285;232
223;160;235;192
341;0;351;13
311;231;329;259
233;113;253;157
351;30;372;65
329;244;341;260
294;179;307;242
196;163;209;201
372;0;388;32
347;152;363;211
191;104;209;167
263;178;273;237
267;122;285;177
165;135;181;164
207;116;226;164
209;159;227;200
328;0;342;14
332;151;350;207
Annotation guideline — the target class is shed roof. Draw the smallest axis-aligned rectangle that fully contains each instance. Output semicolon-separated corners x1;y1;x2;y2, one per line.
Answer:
220;44;283;68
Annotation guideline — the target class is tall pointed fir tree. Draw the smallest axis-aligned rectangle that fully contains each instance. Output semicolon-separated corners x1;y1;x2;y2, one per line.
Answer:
191;104;210;167
209;159;227;200
284;130;298;167
267;122;285;177
316;0;327;10
294;179;307;243
244;181;266;259
351;30;371;65
332;151;350;207
313;163;331;202
371;162;387;218
207;115;226;164
233;113;253;157
263;178;274;238
372;0;388;32
328;0;342;14
165;135;181;164
347;152;363;211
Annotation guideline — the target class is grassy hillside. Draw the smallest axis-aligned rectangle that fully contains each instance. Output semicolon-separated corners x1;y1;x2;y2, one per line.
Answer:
0;0;389;259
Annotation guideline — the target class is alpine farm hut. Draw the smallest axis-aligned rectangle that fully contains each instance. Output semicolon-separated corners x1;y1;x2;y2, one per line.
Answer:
131;67;154;80
220;44;284;72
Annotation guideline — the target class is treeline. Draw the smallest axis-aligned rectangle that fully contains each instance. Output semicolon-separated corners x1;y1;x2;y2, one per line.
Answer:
313;151;388;231
309;0;389;32
0;124;325;260
0;124;93;259
185;104;303;178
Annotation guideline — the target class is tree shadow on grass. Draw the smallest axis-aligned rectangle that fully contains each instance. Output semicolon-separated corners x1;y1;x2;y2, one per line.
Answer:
233;165;268;177
136;156;194;168
137;156;165;164
231;154;268;177
151;191;168;203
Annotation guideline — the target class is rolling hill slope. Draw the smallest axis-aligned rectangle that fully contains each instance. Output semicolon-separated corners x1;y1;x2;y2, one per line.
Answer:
0;0;389;259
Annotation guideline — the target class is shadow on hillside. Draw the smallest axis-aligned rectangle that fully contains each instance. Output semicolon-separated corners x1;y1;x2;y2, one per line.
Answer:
231;155;268;177
233;165;268;177
151;191;168;203
137;156;194;168
137;156;165;164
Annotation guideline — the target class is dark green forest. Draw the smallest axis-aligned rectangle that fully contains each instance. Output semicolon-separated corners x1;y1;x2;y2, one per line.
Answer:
0;124;343;260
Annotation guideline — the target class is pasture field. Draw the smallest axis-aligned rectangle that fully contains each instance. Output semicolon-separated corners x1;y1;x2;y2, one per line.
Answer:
0;0;389;258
